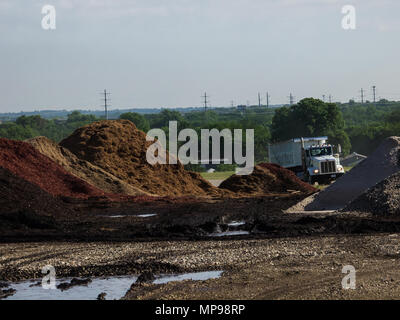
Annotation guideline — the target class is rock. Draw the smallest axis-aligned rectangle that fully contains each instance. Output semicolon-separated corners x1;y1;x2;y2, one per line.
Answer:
97;292;107;300
57;278;92;291
136;271;155;284
0;288;16;299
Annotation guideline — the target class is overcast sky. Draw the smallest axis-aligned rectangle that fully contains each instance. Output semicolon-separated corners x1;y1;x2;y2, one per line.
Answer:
1;0;399;112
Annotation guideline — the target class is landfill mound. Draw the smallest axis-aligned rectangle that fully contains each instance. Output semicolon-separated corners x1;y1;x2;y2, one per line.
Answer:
219;163;317;195
0;138;106;199
26;136;148;196
344;171;400;216
60;120;223;197
304;136;400;211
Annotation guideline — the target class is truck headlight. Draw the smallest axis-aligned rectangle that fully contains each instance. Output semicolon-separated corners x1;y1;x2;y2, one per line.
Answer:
313;169;319;174
338;167;344;172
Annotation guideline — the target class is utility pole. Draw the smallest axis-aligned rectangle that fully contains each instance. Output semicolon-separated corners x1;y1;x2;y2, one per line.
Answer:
266;92;270;108
202;92;209;112
360;88;364;104
101;89;111;120
372;86;376;104
258;93;261;107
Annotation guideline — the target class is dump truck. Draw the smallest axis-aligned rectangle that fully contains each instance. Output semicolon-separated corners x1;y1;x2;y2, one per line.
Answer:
268;136;345;184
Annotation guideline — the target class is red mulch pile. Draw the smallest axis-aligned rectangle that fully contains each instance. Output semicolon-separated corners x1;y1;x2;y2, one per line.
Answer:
0;138;106;199
219;163;317;195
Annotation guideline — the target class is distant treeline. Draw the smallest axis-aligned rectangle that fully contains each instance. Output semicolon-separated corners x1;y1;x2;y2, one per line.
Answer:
1;99;399;162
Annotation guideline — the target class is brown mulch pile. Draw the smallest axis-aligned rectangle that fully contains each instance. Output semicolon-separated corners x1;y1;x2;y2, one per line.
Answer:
60;120;224;197
219;163;317;195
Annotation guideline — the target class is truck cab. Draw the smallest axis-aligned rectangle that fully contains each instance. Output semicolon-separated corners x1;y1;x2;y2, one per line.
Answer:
303;144;344;184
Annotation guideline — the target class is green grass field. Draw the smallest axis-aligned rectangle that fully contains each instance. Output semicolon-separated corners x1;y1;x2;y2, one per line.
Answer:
200;171;235;181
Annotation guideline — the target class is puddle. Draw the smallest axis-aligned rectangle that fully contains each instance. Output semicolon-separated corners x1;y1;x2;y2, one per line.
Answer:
100;215;126;218
4;276;136;300
136;214;157;218
154;271;223;284
208;231;250;237
3;271;222;300
227;221;246;227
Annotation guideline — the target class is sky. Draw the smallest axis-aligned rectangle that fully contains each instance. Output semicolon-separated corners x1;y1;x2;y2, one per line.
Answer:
1;0;400;112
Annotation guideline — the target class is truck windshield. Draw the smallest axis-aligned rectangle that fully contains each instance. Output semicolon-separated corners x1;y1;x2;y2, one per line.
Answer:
310;147;332;156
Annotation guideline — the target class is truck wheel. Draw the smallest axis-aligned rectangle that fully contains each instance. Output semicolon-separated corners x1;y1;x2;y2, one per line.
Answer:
307;175;315;185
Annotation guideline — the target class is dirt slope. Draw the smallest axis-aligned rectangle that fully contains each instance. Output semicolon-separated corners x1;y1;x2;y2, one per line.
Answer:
60;120;223;197
219;163;317;195
26;136;148;196
304;136;400;210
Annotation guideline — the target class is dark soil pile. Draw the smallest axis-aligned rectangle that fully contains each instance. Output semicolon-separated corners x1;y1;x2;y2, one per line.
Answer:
219;163;317;195
0;167;69;231
305;136;400;210
0;138;106;199
344;171;400;216
26;136;148;196
60;120;223;197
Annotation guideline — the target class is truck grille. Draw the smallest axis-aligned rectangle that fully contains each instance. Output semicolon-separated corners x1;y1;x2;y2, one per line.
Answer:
320;161;336;173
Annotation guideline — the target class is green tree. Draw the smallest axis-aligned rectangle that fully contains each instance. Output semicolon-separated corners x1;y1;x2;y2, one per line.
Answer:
119;112;150;132
271;98;350;155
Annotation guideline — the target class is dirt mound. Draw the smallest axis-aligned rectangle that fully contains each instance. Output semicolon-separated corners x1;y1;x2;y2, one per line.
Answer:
305;136;400;211
0;138;106;199
344;171;400;216
60;120;223;197
219;163;317;195
26;136;148;196
0;167;70;231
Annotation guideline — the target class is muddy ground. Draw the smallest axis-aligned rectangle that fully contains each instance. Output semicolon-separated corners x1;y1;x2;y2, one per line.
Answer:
2;234;400;299
3;192;400;299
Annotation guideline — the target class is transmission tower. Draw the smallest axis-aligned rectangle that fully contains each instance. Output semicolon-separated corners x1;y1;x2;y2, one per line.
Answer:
101;89;111;120
202;92;209;112
372;86;377;104
360;88;365;103
266;92;270;108
258;93;261;107
288;93;295;105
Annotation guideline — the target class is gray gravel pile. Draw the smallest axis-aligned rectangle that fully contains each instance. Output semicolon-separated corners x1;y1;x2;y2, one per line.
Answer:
305;136;400;210
344;171;400;216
